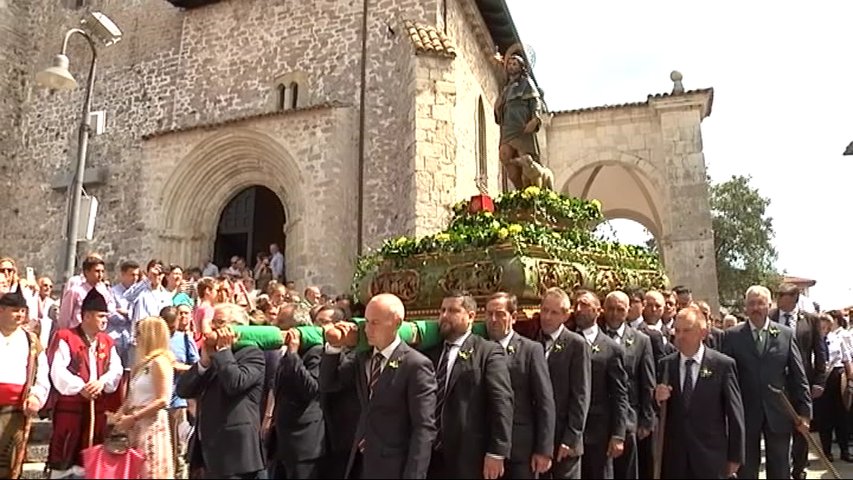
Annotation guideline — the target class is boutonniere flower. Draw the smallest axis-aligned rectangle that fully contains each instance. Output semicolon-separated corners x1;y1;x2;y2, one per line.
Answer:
625;337;634;347
553;342;564;353
591;344;600;354
768;325;780;337
458;348;473;361
387;359;400;369
97;352;106;360
506;345;516;355
700;368;713;378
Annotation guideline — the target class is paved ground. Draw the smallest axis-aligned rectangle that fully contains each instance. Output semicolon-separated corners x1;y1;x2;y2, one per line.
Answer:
19;430;853;479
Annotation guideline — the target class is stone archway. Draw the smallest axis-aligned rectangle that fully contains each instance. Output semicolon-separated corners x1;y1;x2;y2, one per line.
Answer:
562;161;665;241
157;128;305;280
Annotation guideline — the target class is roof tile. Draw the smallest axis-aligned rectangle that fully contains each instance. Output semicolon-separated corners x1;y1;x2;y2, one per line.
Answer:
405;20;456;58
552;88;714;116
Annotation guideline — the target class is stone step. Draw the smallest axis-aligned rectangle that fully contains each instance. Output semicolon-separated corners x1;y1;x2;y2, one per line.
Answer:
21;462;46;480
26;443;48;463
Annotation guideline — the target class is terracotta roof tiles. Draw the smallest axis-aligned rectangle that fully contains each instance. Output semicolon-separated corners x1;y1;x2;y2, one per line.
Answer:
404;21;456;58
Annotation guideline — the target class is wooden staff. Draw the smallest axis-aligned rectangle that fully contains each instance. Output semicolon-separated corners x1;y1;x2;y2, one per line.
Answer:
768;385;840;480
88;400;96;448
653;362;670;479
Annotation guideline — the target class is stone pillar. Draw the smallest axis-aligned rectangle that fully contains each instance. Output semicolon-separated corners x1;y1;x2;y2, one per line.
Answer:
652;94;720;312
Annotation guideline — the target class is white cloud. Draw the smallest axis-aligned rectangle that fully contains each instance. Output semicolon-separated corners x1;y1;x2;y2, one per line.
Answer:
507;0;853;307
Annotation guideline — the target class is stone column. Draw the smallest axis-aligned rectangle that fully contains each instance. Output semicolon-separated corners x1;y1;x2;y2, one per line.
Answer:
652;94;720;312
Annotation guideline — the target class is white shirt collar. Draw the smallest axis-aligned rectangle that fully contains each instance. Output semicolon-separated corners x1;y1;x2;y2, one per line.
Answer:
780;308;798;318
547;324;565;342
647;319;663;332
607;322;626;339
680;343;705;367
749;317;770;332
448;329;472;348
498;331;514;350
373;335;402;359
582;324;599;344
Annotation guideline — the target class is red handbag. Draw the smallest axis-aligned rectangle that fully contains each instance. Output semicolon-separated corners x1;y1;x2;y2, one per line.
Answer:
81;379;146;479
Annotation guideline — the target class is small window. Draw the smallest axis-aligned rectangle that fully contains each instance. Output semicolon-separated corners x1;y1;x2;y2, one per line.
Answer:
277;84;287;111
290;82;299;109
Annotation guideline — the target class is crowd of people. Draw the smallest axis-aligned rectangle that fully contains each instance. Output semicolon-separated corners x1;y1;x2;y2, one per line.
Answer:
0;250;849;480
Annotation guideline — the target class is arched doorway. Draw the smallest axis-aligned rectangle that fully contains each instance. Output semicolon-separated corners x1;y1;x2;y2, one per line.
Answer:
594;217;661;263
213;186;286;268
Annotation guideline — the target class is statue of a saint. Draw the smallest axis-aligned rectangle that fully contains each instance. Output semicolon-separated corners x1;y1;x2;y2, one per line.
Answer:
495;53;544;190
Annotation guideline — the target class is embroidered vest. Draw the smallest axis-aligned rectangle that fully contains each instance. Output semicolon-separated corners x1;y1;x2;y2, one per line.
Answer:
43;327;119;410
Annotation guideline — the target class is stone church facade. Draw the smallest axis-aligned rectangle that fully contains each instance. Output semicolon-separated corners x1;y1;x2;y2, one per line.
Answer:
0;0;719;307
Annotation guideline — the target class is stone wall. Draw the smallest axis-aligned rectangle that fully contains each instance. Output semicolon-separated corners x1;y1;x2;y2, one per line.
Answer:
547;90;720;310
141;107;359;291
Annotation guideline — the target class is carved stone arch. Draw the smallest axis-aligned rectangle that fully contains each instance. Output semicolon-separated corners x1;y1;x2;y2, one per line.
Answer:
157;128;306;278
560;158;665;241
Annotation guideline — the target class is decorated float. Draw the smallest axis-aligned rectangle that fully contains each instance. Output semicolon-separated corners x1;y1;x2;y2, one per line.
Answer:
352;187;667;322
230;188;668;353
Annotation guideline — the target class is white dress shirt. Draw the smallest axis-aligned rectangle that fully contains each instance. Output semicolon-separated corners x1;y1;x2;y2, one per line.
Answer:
581;324;599;345
439;330;473;390
543;324;565;359
366;335;402;381
498;331;514;351
630;317;644;329
779;308;798;331
0;328;50;407
605;322;627;342
826;328;851;368
679;343;705;390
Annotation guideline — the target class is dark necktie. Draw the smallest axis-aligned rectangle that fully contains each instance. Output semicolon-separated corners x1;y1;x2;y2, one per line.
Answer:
607;329;619;339
785;312;796;331
682;358;696;406
368;352;383;399
434;343;452;448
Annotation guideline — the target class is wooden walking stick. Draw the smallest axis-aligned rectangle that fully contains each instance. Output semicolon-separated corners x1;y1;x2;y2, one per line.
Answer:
768;385;841;480
88;400;96;448
653;362;670;480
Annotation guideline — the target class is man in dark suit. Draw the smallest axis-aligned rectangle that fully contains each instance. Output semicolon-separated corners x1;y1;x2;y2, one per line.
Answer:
636;291;675;365
271;335;325;479
572;289;630;480
695;300;725;350
602;291;655;480
319;347;361;479
539;287;591;479
177;303;266;479
770;282;828;479
485;292;556;478
426;291;514;480
320;293;437;479
721;285;811;480
655;306;744;478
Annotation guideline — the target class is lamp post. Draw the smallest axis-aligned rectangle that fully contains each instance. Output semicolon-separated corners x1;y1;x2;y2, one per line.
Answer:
35;12;121;284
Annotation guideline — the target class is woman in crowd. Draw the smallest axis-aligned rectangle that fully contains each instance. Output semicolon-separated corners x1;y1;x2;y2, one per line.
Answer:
114;316;176;478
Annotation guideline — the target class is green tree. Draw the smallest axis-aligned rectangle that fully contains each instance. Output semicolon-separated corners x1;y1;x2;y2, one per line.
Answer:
710;175;781;311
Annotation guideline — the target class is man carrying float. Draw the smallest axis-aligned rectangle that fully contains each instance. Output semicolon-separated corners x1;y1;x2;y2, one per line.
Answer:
46;288;123;479
0;288;50;479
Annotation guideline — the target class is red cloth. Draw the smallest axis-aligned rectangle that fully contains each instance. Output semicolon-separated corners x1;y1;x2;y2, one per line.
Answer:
0;383;25;406
83;444;145;479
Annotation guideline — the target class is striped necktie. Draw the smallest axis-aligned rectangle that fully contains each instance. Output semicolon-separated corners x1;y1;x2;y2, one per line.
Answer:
368;352;383;398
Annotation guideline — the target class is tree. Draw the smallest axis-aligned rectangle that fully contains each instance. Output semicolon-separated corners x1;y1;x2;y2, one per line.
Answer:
710;175;781;311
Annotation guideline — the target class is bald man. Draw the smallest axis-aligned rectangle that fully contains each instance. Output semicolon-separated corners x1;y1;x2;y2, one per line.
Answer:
655;307;744;479
637;291;675;365
602;291;655;480
320;293;437;479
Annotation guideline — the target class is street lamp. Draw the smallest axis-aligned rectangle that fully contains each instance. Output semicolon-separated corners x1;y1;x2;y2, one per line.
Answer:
35;11;122;284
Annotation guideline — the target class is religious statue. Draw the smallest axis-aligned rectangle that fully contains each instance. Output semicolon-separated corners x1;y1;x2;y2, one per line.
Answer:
494;48;553;190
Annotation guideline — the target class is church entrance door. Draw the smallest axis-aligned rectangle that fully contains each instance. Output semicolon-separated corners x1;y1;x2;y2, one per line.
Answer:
213;186;286;269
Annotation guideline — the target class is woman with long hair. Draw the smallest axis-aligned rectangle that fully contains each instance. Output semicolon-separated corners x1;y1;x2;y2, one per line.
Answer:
192;277;218;348
114;316;176;478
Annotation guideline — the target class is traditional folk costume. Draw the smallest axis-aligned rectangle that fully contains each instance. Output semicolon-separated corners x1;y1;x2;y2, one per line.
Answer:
0;289;50;479
46;289;123;479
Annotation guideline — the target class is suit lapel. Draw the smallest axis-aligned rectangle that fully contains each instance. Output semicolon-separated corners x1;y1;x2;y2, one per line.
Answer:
374;342;407;394
740;323;761;358
446;334;475;396
507;331;522;361
689;350;713;412
355;350;370;405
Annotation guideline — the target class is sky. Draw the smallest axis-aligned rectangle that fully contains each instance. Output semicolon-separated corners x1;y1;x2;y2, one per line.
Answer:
505;0;853;308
